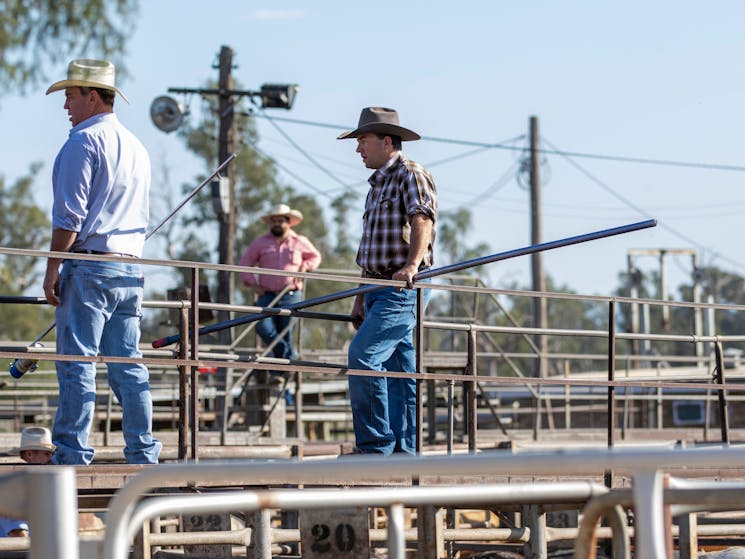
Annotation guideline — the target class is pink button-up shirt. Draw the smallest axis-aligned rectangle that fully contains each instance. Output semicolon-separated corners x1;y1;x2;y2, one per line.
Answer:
238;231;322;292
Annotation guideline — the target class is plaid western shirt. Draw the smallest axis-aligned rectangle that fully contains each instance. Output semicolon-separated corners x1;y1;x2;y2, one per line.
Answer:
356;152;437;275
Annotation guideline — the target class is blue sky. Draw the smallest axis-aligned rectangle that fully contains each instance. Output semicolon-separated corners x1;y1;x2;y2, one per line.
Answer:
2;1;744;298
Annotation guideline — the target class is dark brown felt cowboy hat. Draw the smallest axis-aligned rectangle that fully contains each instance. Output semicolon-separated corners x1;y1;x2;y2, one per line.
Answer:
337;107;420;141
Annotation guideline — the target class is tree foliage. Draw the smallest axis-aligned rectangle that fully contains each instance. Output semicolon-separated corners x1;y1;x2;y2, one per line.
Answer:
0;0;139;95
0;165;53;340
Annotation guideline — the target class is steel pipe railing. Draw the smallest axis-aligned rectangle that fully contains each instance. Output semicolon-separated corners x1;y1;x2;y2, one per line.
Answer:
111;480;607;559
102;446;745;559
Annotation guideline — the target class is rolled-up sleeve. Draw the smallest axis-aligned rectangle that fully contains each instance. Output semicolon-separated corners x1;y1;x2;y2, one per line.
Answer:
402;167;437;223
52;137;95;232
299;237;322;272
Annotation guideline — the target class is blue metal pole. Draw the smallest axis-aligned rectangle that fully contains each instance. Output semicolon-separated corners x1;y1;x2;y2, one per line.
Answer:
152;219;656;348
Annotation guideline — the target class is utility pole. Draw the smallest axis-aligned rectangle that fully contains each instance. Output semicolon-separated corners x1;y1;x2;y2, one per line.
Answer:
160;45;298;335
152;45;298;435
216;45;236;344
529;116;548;378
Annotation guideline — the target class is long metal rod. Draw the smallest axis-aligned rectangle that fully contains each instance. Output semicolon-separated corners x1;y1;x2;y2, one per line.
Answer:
152;219;657;348
146;153;236;240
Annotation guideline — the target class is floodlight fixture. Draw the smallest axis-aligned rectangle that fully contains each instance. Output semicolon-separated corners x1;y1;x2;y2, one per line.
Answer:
259;84;299;110
150;95;187;133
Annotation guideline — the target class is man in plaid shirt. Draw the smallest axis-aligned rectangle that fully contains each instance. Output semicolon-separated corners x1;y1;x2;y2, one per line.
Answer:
338;107;437;455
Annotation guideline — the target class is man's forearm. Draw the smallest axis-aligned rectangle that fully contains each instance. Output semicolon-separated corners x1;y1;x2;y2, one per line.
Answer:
47;228;78;267
405;214;433;269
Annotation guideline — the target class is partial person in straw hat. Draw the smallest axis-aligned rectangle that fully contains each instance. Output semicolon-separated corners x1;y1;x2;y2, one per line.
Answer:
338;107;437;456
42;59;161;465
14;426;55;465
238;204;322;399
0;427;54;537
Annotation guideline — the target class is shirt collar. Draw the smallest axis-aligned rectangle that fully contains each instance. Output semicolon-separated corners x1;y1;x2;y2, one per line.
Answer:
69;112;117;136
369;151;403;184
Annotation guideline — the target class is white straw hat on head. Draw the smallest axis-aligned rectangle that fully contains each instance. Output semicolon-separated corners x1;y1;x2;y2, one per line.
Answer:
12;426;56;454
261;204;303;227
46;58;129;104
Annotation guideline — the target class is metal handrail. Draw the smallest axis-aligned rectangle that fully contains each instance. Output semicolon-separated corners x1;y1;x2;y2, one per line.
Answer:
102;446;745;559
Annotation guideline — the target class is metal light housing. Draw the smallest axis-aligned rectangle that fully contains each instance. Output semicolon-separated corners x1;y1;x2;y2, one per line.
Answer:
150;95;186;133
259;84;298;110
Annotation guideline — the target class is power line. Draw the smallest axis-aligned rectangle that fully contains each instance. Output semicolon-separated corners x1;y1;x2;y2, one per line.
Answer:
488;195;745;214
541;135;745;276
253;113;745;173
250;142;334;199
457;160;521;209
259;109;349;189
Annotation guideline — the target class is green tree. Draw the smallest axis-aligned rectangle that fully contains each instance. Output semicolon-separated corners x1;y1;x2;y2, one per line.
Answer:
0;0;139;95
436;207;490;269
0;165;53;340
677;266;745;355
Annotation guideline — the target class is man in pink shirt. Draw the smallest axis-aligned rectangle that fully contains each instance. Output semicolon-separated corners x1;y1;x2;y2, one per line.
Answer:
239;204;322;366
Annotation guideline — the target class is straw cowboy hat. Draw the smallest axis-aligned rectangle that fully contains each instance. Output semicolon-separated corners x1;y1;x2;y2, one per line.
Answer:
46;58;129;104
337;107;420;141
261;204;303;227
10;426;55;455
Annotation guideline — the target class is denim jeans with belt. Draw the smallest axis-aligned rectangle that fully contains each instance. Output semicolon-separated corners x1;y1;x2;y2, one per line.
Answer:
347;283;431;455
52;259;161;465
255;289;302;360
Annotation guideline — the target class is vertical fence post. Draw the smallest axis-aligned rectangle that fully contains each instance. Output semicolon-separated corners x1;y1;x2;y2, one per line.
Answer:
564;359;571;429
632;469;668;559
178;305;189;461
606;300;616;489
189;268;200;461
28;468;79;559
678;512;698;559
467;328;478;452
447;380;455;455
254;508;272;559
417;506;444;559
714;341;730;444
416;287;425;454
523;504;547;559
388;503;406;559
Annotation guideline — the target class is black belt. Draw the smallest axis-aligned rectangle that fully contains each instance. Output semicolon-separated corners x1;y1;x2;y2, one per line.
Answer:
363;267;430;280
363;269;395;280
264;289;296;296
73;249;135;258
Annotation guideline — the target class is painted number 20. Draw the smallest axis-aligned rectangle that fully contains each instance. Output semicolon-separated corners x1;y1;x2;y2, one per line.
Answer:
310;523;356;553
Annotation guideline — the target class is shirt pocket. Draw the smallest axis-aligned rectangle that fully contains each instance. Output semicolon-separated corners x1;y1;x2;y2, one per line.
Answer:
380;193;400;213
290;249;302;265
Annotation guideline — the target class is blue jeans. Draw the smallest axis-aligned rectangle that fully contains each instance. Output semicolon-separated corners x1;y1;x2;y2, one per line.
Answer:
52;260;161;465
347;285;430;455
255;290;302;360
